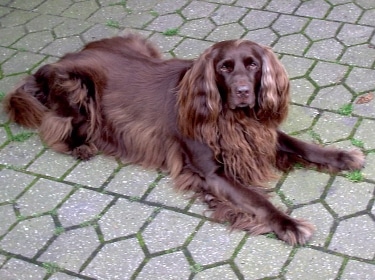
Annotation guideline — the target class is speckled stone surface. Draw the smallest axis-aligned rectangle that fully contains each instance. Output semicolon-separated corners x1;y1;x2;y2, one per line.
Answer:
0;0;374;279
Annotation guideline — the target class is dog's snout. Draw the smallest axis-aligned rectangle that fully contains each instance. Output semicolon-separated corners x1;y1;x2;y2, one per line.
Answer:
236;85;250;96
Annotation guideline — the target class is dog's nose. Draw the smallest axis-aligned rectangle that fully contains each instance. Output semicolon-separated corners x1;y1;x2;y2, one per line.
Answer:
236;85;250;96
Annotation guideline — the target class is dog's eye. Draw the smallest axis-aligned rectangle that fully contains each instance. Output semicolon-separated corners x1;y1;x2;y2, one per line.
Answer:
220;61;234;73
244;58;258;70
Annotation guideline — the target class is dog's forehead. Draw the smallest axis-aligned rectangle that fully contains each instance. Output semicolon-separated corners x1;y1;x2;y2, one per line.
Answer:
213;40;263;59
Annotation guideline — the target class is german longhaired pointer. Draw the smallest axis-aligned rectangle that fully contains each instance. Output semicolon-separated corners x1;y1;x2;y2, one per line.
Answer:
3;33;365;245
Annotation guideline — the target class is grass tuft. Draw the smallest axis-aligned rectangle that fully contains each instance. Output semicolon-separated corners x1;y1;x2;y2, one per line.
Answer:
346;170;364;182
163;28;179;36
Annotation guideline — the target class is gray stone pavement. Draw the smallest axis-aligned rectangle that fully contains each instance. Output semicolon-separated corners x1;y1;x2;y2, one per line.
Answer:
0;0;374;279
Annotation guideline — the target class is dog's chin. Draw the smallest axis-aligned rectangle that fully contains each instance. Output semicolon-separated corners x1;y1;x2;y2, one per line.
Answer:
229;101;254;110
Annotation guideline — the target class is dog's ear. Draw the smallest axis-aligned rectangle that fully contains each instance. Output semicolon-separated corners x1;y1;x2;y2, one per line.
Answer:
177;47;221;142
257;46;290;126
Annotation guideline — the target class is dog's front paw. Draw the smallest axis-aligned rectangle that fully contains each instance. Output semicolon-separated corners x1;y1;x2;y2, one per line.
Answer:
338;149;365;171
270;215;315;245
72;144;97;160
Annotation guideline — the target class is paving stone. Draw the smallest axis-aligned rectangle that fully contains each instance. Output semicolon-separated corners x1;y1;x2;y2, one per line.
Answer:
146;14;184;33
310;85;353;111
325;177;374;217
355;0;375;9
194;264;238;280
148;32;182;54
273;34;310;56
341;260;375;280
280;170;330;204
281;55;313;79
9;0;43;9
295;0;330;18
146;177;191;208
272;15;309;36
241;10;278;31
137;251;191;280
154;0;189;15
81;23;120;42
26;14;65;33
105;165;158;197
0;136;44;167
0;169;36;202
28;149;77;178
0;216;55;258
304;19;341;41
328;3;362;23
41;36;84;57
188;222;244;265
346;68;375;93
142;210;200;253
12;31;54;53
236;0;268;9
126;0;159;11
0;10;39;27
362;153;375;181
210;5;247;25
359;9;375;26
292;203;333;247
289;78;316;105
340;44;375;68
0;204;16;236
235;236;292;279
285;248;343;280
38;226;100;272
173;38;212;59
88;5;127;23
181;1;218;20
49;272;78;280
206;23;246;42
329;215;375;259
0;258;46;279
305;39;344;61
58;188;113;227
17;179;73;217
314;112;358;143
243;28;278;47
281;105;318;134
179;18;215;39
0;26;26;47
62;1;100;19
35;0;73;15
65;155;118;188
53;19;92;38
99;198;155;240
337;24;374;46
310;62;349;87
120;11;155;29
265;0;301;13
354;119;375;150
1;51;45;75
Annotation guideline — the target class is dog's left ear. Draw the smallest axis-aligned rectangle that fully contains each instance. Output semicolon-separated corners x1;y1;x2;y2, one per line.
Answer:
257;46;290;126
177;47;221;141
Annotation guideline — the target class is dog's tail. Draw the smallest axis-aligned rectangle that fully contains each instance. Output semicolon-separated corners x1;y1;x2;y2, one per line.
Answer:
3;75;48;128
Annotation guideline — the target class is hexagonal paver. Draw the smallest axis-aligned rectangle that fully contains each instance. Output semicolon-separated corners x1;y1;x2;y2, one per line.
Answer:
26;14;65;32
17;179;73;217
327;3;362;23
290;78;316;105
337;24;373;46
137;251;191;280
154;0;189;15
206;23;246;41
62;1;100;20
194;265;238;280
280;170;330;204
0;259;46;280
173;38;212;59
354;119;375;150
0;10;39;27
309;62;349;87
36;0;72;15
326;177;374;217
346;68;375;93
181;1;218;20
105;165;158;197
2;51;45;75
146;14;184;32
243;28;278;47
235;236;292;279
359;9;375;26
58;188;113;227
295;0;330;18
329;215;375;259
0;169;36;202
340;44;375;68
65;155;118;188
188;222;245;265
310;85;353;111
99;199;155;240
41;36;84;57
353;97;375;118
236;0;268;9
38;227;100;272
126;0;159;11
0;204;17;236
148;32;182;54
281;55;314;79
285;248;343;280
179;18;215;39
265;0;301;13
305;39;344;61
53;19;93;38
281;105;318;134
304;19;341;41
11;31;54;52
341;260;375;280
142;210;200;253
210;5;247;25
272;15;309;36
83;238;144;279
0;216;55;258
0;26;26;47
241;10;278;30
88;5;127;23
314;112;358;143
273;34;310;56
292;203;334;247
